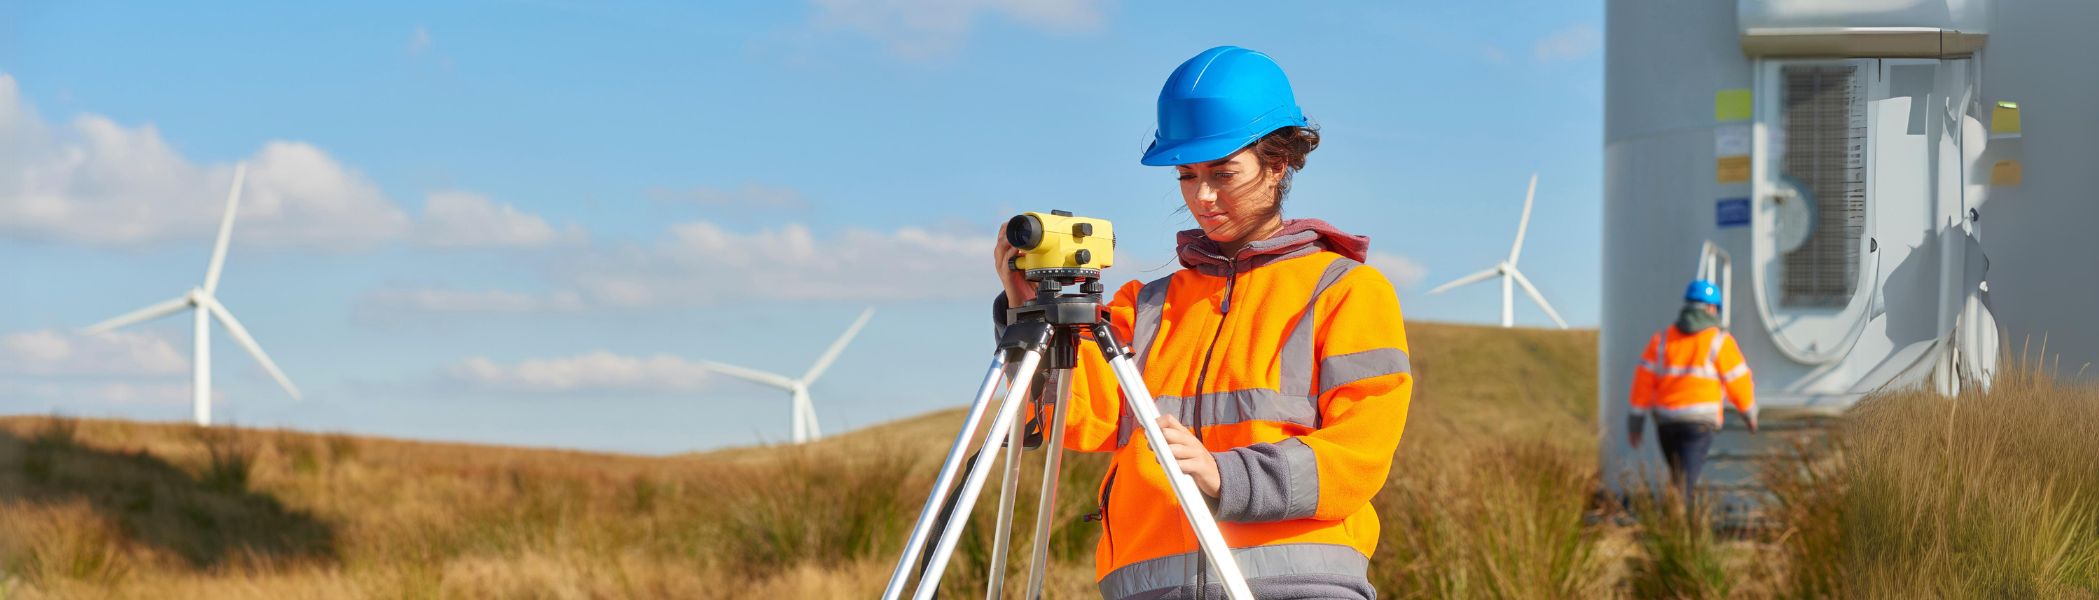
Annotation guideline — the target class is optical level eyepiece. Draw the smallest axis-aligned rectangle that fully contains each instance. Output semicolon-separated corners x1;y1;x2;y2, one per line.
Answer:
1006;214;1044;250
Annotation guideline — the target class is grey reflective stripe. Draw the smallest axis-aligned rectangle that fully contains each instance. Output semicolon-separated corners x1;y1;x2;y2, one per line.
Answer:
1650;364;1720;379
1316;348;1410;394
1277;437;1319;519
1721;363;1751;382
1278;258;1361;409
1118;388;1318;447
1655;401;1724;425
1119;276;1172;449
1132;276;1172;373
1099;543;1369;600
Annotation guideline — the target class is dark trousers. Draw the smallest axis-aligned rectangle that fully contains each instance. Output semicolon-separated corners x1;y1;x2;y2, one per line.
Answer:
1656;421;1718;502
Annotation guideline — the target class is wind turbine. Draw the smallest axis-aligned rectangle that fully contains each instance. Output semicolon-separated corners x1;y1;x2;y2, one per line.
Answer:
701;307;874;444
1426;173;1569;329
82;163;302;425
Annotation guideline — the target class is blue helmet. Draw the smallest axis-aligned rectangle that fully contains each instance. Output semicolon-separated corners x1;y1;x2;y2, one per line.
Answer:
1141;46;1308;167
1685;280;1722;307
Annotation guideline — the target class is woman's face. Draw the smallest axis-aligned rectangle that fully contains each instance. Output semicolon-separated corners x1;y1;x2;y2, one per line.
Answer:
1176;148;1283;245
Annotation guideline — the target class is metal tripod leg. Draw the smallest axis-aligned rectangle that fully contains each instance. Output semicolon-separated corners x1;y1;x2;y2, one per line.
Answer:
1096;329;1255;600
880;350;1016;600
912;344;1047;600
1021;368;1072;600
984;392;1024;597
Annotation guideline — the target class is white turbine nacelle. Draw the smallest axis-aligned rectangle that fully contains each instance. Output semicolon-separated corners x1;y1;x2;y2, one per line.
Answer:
702;307;874;444
1426;173;1569;329
81;163;302;426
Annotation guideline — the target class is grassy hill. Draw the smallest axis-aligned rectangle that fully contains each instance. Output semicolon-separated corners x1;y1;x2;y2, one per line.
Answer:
0;322;1599;599
7;322;2091;598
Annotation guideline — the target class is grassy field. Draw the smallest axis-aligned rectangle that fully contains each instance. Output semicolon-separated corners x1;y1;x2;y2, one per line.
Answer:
2;323;2095;598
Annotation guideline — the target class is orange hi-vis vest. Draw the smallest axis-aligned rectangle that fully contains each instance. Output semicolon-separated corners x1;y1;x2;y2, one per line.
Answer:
1630;325;1756;428
1048;221;1412;599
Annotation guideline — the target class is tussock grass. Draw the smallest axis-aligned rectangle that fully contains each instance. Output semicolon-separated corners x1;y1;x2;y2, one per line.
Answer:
1764;372;2099;598
1624;489;1734;600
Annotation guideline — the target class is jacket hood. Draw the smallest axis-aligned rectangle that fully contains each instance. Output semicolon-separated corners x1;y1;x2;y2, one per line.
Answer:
1675;305;1721;334
1176;218;1370;276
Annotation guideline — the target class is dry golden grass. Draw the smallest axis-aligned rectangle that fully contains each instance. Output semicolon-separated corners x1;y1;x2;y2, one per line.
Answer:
1762;371;2099;599
0;322;1604;599
7;323;2095;598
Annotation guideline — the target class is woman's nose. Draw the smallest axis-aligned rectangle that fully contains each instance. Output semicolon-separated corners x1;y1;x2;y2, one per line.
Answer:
1195;182;1219;205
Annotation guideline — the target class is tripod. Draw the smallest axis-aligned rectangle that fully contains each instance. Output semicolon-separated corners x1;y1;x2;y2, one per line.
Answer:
880;270;1253;600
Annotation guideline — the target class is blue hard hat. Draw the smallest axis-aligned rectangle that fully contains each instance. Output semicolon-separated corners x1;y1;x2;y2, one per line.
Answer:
1140;46;1308;167
1685;280;1722;307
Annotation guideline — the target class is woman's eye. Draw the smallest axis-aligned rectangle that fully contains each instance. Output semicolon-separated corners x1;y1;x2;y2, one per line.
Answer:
1177;173;1195;181
1215;172;1236;180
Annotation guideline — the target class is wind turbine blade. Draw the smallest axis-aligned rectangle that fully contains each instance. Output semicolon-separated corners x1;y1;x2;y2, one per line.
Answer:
1507;268;1569;329
203;163;247;294
1508;172;1538;265
83;295;194;333
802;307;874;383
699;360;798;390
199;295;303;399
1426;267;1501;296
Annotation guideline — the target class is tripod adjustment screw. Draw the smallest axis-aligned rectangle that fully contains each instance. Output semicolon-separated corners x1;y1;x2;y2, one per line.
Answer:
1083;281;1105;295
1074;249;1092;265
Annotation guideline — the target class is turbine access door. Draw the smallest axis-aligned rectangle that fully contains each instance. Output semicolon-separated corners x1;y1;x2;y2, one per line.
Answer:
1748;57;1992;392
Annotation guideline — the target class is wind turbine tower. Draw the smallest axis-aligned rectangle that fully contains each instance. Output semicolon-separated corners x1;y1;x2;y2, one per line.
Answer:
701;307;874;444
83;163;303;426
1426;173;1569;329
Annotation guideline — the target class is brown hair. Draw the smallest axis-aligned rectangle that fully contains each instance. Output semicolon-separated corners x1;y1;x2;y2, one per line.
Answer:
1251;125;1320;203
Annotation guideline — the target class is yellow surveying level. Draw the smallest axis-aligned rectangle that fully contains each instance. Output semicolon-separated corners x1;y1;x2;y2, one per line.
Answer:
1005;210;1114;277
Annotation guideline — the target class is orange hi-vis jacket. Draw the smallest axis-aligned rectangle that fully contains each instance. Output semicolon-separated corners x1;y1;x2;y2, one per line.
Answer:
1046;220;1412;599
1630;324;1756;429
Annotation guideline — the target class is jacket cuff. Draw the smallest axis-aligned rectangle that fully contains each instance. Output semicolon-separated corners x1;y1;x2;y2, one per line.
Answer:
991;292;1011;339
1210;440;1320;523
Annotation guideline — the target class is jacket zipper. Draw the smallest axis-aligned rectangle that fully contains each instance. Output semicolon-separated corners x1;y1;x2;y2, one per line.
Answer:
1188;253;1242;440
1094;466;1118;553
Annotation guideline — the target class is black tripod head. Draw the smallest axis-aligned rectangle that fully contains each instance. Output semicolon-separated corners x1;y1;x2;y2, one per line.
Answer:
1001;271;1111;372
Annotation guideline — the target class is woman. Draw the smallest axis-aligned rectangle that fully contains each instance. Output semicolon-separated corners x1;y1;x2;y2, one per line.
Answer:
990;46;1413;600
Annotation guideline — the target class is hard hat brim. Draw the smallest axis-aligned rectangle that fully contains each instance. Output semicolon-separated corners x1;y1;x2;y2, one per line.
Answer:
1140;132;1265;167
1139;112;1306;167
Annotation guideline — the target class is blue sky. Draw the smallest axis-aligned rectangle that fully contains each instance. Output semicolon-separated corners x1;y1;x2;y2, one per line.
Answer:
0;1;1602;454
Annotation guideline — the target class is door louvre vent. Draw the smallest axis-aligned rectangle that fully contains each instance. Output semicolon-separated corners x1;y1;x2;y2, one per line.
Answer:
1779;64;1868;308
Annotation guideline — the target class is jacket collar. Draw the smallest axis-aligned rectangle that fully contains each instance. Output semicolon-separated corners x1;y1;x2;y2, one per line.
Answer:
1175;218;1371;277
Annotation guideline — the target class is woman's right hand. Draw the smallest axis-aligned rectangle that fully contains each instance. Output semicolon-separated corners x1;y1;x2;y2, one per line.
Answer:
992;225;1033;308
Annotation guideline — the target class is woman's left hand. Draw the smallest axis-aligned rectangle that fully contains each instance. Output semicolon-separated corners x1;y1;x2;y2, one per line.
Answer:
1157;415;1221;497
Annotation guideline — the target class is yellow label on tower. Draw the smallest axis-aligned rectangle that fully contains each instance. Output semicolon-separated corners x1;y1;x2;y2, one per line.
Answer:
1991;101;2022;137
1990;160;2023;186
1716;156;1751;183
1715;89;1753;122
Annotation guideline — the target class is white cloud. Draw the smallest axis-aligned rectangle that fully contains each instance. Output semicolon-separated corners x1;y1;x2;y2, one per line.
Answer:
0;381;195;407
0;74;412;250
417;191;583;248
1481;44;1509;65
645;183;808;210
449;352;714;393
810;0;1109;60
1366;251;1429;289
1532;23;1601;64
0;329;187;377
553;219;986;307
408;25;434;55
